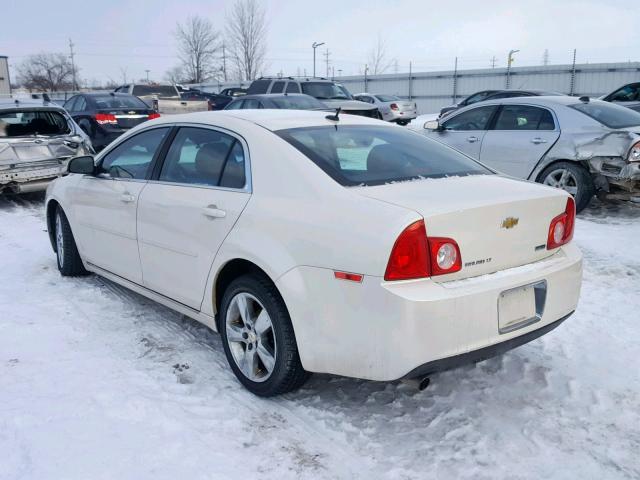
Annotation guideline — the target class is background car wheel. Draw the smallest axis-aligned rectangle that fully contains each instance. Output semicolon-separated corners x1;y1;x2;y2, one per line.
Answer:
540;162;595;213
219;273;309;396
54;207;88;276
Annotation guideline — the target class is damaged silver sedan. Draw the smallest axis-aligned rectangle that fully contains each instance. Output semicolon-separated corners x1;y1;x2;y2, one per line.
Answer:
422;96;640;211
0;99;93;195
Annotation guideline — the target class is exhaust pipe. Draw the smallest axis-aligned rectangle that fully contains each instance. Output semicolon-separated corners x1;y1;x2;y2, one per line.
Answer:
401;376;431;391
4;180;52;194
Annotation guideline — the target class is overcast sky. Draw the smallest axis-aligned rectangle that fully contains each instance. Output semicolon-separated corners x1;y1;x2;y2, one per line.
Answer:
2;0;639;86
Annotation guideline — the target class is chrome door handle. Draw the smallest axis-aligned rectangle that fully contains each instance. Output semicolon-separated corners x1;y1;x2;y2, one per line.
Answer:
120;193;135;203
467;136;478;143
531;137;547;144
202;205;226;219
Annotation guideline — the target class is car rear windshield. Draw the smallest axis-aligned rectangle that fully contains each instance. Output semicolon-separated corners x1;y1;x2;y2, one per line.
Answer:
300;82;352;100
0;109;70;137
375;95;400;102
570;101;640;128
276;125;491;186
270;96;326;110
94;95;148;109
132;85;178;97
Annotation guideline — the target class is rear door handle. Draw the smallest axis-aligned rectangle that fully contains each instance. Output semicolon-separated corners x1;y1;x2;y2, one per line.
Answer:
120;193;135;203
202;205;226;219
467;136;478;143
531;137;547;144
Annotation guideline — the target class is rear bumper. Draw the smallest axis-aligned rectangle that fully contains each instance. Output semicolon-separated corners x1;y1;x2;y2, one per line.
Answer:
388;110;417;121
0;164;65;193
276;243;582;381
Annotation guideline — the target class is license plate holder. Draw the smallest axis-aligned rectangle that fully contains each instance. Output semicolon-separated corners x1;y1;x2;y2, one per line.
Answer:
498;280;547;334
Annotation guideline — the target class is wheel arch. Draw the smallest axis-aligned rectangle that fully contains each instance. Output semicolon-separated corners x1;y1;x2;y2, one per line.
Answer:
533;158;591;182
46;198;60;252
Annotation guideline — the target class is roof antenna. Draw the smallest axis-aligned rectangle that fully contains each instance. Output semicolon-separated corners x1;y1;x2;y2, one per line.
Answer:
42;93;51;103
325;107;341;121
579;95;590;103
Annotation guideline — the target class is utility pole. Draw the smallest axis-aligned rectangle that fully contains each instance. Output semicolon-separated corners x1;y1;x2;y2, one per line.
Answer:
452;56;458;103
569;49;577;95
68;38;77;91
543;49;549;66
408;61;412;100
312;42;324;78
338;69;342;77
331;66;335;80
490;56;497;68
505;49;519;89
145;70;150;83
393;58;399;74
222;43;228;82
364;64;369;92
323;48;330;78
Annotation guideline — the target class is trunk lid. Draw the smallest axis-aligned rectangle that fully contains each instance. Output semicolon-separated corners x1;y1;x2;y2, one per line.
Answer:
354;175;569;281
97;108;152;129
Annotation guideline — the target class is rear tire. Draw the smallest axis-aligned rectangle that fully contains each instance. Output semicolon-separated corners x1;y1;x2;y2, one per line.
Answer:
539;162;595;213
219;273;309;396
54;207;88;276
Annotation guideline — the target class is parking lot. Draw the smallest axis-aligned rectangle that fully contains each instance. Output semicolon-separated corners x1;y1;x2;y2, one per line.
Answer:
1;193;638;480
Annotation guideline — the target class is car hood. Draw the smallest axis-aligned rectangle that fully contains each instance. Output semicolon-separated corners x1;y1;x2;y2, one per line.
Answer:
321;99;377;111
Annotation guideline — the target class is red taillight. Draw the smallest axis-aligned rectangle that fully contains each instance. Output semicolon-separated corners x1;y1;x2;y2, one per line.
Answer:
390;103;399;111
94;113;117;125
385;220;462;281
384;220;430;281
547;197;576;249
148;112;161;120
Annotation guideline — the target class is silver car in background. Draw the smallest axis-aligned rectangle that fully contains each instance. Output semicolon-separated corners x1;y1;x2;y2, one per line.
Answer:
354;93;417;125
421;96;640;211
0;99;93;194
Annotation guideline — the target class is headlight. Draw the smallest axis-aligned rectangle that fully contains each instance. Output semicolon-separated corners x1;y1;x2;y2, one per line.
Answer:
628;141;640;162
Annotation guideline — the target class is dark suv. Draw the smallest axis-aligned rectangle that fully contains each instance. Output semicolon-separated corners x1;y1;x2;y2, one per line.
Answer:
246;77;379;118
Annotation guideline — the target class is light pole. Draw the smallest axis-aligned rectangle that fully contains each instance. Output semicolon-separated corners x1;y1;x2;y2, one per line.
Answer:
505;49;519;89
145;69;150;83
312;42;325;78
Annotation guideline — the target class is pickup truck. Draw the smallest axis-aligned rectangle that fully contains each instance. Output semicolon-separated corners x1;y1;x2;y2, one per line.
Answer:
114;84;209;115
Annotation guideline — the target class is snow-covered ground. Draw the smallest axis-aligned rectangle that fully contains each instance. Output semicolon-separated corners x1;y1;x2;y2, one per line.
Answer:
1;193;639;480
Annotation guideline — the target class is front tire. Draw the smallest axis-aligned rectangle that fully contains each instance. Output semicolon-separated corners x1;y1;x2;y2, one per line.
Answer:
540;162;595;213
219;274;309;396
55;207;88;276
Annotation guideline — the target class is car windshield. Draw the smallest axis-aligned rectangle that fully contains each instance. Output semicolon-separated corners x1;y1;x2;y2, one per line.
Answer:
0;109;71;137
270;96;326;110
301;82;352;100
276;125;491;186
570;101;640;128
93;95;148;109
132;85;178;97
375;95;400;102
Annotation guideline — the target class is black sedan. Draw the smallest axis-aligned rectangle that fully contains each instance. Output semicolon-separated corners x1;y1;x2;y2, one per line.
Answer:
63;92;160;150
179;89;232;110
224;93;329;111
439;89;564;118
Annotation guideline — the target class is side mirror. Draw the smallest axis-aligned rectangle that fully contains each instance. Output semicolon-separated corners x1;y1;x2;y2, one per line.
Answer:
424;120;440;130
68;155;96;175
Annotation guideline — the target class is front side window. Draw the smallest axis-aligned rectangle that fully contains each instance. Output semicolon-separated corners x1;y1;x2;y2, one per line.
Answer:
270;81;285;93
608;84;640;102
285;82;300;93
570;101;640;129
442;106;497;131
276;125;490;187
464;91;495;106
0;110;71;137
99;127;168;179
375;95;399;102
64;96;79;112
159;127;246;189
493;105;555;130
76;97;87;112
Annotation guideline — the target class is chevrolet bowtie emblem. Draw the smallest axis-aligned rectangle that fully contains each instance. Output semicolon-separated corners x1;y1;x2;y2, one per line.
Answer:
501;217;519;229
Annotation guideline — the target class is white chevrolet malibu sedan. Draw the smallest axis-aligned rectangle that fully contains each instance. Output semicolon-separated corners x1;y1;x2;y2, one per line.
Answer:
45;110;582;396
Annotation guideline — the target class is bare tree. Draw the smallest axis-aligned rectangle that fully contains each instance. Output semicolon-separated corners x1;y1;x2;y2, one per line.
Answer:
175;16;220;83
164;66;187;85
226;0;267;81
368;35;393;75
17;53;75;92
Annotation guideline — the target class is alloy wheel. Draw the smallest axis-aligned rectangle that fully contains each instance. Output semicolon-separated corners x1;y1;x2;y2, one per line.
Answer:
543;168;578;196
55;212;65;268
225;292;276;382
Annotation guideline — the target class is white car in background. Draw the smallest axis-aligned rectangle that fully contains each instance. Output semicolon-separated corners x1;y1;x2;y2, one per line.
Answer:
354;93;417;124
45;110;582;396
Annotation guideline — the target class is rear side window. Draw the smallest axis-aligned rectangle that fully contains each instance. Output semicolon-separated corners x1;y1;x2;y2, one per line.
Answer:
276;125;490;186
159;127;246;189
285;82;300;93
247;80;271;94
493;105;555;130
64;96;79;112
570;101;640;129
0;110;71;137
270;96;326;110
270;81;285;93
375;95;399;102
99;127;168;179
442;106;497;131
225;100;244;110
243;99;261;109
